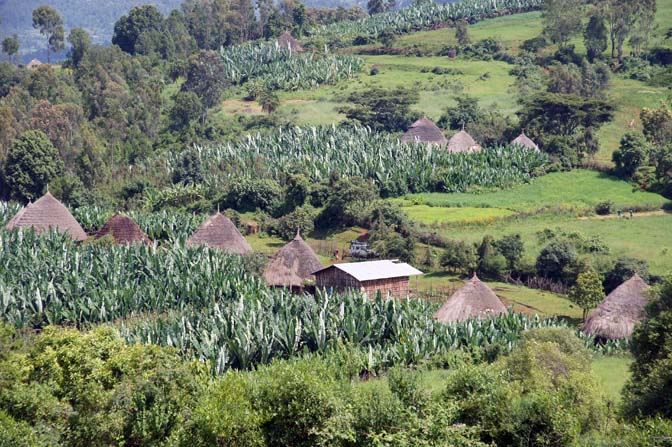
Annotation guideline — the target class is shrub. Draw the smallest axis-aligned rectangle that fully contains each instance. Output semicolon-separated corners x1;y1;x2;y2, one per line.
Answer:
535;240;579;282
595;200;614;215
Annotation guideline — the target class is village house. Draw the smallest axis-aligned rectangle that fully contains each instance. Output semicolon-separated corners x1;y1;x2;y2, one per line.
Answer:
313;260;423;299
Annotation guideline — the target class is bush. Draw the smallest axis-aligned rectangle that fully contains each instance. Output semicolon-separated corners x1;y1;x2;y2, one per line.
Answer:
535;240;579;282
595;200;614;215
273;206;316;240
177;373;264;447
221;178;283;214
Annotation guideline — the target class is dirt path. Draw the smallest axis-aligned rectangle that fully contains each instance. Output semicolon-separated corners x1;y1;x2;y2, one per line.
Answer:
578;210;670;220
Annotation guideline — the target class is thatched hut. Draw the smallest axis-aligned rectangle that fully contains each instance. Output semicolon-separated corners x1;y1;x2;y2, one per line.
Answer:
95;214;151;246
401;118;448;146
263;230;323;289
582;274;649;340
277;31;304;53
187;213;253;255
511;132;539;150
4;192;87;241
447;130;482;153
434;275;507;323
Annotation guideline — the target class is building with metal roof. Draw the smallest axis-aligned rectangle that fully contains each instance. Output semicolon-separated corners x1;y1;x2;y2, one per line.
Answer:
313;260;423;299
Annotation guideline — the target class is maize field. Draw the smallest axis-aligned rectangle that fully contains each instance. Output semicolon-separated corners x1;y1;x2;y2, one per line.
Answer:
220;41;363;90
165;125;548;196
310;0;543;40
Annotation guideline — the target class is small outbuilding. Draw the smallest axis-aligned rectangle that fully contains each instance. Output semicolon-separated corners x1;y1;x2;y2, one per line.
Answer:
187;213;253;255
313;260;423;299
434;275;507;323
263;230;323;290
27;59;43;69
511;132;539;150
4;192;87;241
582;274;649;340
447;130;482;153
402;117;448;146
95;214;152;246
277;31;304;53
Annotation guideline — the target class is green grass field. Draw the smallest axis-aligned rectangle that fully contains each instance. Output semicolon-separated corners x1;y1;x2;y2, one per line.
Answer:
429;213;672;275
395;170;669;213
591;355;632;402
398;205;515;225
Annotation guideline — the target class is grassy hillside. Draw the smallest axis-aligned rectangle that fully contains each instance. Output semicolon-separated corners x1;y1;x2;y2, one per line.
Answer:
394;170;669;213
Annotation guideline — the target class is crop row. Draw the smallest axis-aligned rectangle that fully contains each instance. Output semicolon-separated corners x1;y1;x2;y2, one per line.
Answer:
220;41;363;90
310;0;543;40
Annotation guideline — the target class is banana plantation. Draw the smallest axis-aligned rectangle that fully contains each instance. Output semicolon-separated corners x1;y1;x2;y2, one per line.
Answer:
220;41;363;90
310;0;544;40
166;125;548;196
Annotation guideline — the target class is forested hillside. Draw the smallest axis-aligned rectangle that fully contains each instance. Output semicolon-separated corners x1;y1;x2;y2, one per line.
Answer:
0;0;183;59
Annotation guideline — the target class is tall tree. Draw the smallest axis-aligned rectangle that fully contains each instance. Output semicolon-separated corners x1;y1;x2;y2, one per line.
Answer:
599;0;656;60
569;269;605;322
584;15;608;61
542;0;583;48
338;87;420;133
32;6;64;63
112;5;165;55
67;28;91;68
2;35;19;64
4;129;64;202
181;50;228;123
455;20;470;46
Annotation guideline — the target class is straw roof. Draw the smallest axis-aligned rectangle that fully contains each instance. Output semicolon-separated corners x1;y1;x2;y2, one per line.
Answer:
582;274;649;340
95;214;151;246
401;118;448;145
4;192;87;241
434;275;507;323
277;31;304;52
512;132;539;150
187;213;253;255
447;130;482;153
263;230;323;287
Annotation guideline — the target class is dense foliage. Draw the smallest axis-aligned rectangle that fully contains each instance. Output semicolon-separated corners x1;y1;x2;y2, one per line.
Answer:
163;126;548;196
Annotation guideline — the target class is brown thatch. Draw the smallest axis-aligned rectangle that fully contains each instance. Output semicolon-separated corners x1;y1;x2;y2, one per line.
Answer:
95;214;151;245
277;31;304;52
447;130;482;153
263;230;323;287
187;213;253;255
401;118;448;145
4;192;87;241
434;275;507;323
512;132;539;150
582;274;649;340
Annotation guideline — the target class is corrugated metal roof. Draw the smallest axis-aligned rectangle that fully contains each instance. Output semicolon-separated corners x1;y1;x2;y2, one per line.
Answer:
314;260;423;282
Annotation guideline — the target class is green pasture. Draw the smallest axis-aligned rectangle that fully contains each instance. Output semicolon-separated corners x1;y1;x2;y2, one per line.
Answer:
399;205;515;225
591;355;632;402
429;213;672;275
395;170;669;213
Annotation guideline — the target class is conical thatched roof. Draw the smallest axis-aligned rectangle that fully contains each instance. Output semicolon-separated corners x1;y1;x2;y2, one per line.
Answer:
95;214;151;246
512;132;539;150
401;118;448;145
187;213;253;255
263;230;323;287
434;275;507;323
277;31;304;52
582;274;649;340
4;192;87;241
447;130;482;153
